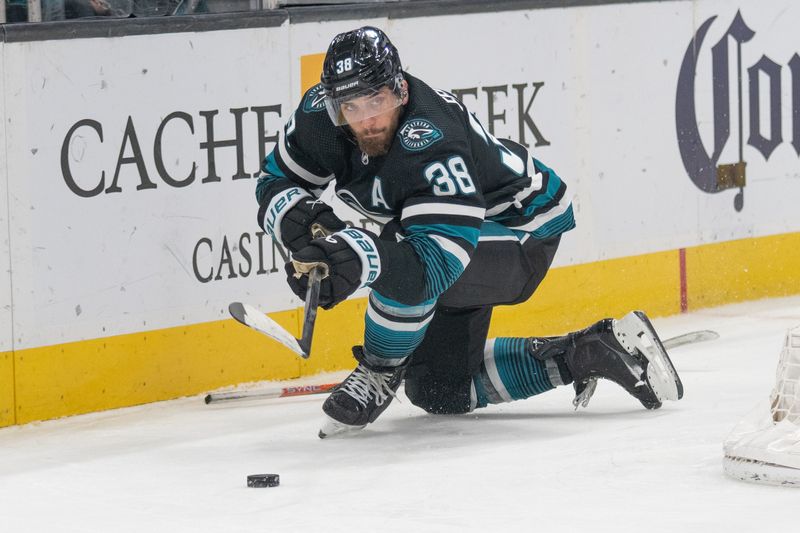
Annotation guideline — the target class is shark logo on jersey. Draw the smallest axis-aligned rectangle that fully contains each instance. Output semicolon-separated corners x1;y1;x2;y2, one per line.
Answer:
302;85;327;113
398;119;443;151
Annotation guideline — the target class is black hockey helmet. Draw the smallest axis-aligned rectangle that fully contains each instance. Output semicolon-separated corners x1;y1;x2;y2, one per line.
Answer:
321;26;405;126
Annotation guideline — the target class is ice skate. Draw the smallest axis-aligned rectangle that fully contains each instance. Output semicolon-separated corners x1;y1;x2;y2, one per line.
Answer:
529;311;683;409
318;347;405;438
318;416;366;439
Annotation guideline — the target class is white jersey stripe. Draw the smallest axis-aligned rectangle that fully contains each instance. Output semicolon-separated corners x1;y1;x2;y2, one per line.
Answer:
401;203;486;221
278;135;333;186
485;171;541;217
508;193;573;233
429;234;471;269
478;235;519;242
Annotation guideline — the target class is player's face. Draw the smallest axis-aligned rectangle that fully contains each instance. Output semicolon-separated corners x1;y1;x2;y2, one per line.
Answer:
342;85;406;157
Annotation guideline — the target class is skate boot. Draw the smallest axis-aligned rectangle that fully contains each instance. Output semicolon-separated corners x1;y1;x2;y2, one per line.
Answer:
319;346;405;438
529;311;683;409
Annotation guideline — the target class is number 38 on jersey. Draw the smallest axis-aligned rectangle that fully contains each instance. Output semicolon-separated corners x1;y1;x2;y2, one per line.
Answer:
423;156;476;196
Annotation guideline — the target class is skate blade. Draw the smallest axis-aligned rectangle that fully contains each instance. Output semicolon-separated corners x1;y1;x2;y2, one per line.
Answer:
573;378;598;410
614;311;684;402
318;416;366;439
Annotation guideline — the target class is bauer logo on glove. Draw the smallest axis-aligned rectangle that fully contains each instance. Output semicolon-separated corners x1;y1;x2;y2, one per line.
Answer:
286;228;381;309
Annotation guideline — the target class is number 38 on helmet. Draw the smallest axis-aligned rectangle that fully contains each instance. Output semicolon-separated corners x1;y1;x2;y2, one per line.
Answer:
320;26;406;126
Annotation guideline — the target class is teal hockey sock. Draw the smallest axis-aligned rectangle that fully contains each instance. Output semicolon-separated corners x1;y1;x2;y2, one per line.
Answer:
472;337;565;408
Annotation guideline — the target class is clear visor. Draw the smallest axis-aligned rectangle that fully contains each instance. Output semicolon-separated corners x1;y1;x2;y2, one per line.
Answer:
325;85;403;126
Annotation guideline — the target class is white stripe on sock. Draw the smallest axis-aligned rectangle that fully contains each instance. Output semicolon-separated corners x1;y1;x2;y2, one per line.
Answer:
483;339;514;403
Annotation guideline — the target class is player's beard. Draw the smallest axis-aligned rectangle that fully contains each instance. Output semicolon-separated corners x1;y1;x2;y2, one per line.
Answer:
352;108;402;157
355;130;393;157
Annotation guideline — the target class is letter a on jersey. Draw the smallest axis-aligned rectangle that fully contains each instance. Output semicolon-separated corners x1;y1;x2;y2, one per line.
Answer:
372;177;390;209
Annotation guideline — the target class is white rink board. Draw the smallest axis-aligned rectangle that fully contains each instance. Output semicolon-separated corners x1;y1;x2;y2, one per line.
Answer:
2;28;295;350
0;42;11;353
2;1;800;350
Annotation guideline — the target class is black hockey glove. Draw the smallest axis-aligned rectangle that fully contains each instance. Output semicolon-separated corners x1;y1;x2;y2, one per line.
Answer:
280;199;346;253
258;186;346;253
286;229;382;309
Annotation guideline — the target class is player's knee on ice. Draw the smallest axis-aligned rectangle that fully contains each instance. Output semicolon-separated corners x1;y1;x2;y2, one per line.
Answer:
404;372;473;415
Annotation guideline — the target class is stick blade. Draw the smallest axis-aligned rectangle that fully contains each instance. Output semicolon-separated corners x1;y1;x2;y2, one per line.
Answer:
228;302;306;357
228;302;249;325
663;330;720;350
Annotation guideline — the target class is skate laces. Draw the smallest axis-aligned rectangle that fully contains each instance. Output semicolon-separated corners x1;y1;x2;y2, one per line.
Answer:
341;364;398;409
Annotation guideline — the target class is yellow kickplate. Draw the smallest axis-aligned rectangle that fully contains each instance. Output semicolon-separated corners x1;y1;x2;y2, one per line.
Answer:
0;349;14;427
13;310;301;424
491;249;681;337
686;232;800;310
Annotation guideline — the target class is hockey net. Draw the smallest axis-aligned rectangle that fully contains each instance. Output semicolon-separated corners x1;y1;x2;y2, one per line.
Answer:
723;325;800;487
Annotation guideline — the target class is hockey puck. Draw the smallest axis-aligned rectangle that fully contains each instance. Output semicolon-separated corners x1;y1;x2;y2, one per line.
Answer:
247;474;280;488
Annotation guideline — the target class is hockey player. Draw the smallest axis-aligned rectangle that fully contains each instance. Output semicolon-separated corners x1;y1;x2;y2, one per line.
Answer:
256;26;683;437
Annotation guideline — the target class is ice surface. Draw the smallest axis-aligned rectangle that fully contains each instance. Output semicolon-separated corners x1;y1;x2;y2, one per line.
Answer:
2;296;800;532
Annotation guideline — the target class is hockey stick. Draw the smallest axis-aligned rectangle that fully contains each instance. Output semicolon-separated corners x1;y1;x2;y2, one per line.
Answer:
205;329;720;405
229;264;326;358
298;263;324;355
204;382;338;404
229;225;330;358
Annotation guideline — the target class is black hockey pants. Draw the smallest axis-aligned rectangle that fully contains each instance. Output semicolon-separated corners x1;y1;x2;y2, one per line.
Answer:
401;232;561;414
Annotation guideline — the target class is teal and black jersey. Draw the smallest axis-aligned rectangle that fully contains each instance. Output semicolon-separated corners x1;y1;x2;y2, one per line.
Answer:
256;73;574;306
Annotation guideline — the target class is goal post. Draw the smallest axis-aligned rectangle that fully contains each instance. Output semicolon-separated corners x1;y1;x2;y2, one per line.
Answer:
723;325;800;487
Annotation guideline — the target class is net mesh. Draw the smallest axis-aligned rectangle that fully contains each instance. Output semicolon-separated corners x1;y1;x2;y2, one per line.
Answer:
723;325;800;487
771;328;800;423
